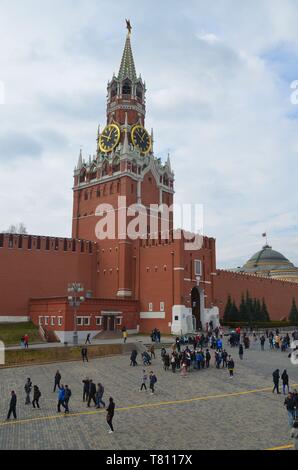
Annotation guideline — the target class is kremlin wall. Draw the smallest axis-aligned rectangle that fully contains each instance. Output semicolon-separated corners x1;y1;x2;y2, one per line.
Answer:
0;27;297;340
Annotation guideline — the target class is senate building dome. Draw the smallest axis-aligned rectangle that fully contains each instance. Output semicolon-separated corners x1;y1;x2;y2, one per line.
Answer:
236;245;298;283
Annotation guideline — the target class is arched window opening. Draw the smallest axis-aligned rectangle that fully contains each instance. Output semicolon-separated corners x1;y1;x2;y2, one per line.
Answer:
112;157;120;173
102;161;109;177
136;83;143;100
122;79;132;95
90;167;97;181
80;169;86;183
111;81;118;99
132;160;137;173
46;237;50;251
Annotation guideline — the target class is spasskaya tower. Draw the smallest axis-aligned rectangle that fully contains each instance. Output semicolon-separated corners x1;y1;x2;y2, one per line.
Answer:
72;21;175;300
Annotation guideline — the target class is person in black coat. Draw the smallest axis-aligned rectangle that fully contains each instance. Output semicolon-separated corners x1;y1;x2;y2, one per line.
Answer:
239;344;244;360
272;369;281;394
32;386;41;409
82;378;90;402
24;378;32;405
81;347;89;363
6;391;17;421
53;370;61;393
106;397;115;434
87;380;97;407
282;370;289;395
130;350;138;367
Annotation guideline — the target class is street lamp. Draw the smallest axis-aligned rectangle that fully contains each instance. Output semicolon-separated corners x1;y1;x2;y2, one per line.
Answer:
68;282;85;345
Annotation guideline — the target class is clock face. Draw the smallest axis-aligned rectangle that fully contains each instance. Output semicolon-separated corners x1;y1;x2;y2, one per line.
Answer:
99;124;120;153
131;125;151;154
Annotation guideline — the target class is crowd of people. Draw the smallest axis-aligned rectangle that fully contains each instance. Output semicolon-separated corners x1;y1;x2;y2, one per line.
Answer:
6;370;116;434
4;324;298;448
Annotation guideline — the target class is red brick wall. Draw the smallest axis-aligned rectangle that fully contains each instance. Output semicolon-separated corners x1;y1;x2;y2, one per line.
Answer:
0;234;96;317
214;270;298;320
30;297;139;332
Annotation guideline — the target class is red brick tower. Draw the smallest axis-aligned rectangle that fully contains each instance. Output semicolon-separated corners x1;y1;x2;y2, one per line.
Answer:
72;24;175;300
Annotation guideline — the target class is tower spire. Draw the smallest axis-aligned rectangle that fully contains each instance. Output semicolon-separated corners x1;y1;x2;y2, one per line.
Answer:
118;21;137;81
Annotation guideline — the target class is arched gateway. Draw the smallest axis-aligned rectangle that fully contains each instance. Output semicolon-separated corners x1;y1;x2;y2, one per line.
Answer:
191;286;203;332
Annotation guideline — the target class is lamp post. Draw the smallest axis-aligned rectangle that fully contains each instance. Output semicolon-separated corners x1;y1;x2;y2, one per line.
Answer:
68;283;85;345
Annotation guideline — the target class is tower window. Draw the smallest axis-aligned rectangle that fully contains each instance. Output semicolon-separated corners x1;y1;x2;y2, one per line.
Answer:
112;157;120;173
111;81;118;98
136;83;143;100
122;79;132;95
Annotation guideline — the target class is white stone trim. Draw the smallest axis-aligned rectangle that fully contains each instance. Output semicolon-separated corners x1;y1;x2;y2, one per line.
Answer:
117;290;132;297
0;316;30;323
174;267;184;271
140;312;166;319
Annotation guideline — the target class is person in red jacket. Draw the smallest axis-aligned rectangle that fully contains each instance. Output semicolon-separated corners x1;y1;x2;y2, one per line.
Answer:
24;334;29;349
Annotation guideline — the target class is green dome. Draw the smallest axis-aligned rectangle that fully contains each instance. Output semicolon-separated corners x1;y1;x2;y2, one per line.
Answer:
243;245;294;272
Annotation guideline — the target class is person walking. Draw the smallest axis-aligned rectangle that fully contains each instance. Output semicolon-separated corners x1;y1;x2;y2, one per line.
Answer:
81;347;89;363
163;353;170;371
63;385;72;414
32;386;41;409
96;383;106;409
106;397;115;434
171;354;176;373
222;350;228;368
140;370;148;392
149;371;157;394
24;334;29;349
53;370;62;393
272;369;281;394
24;378;32;405
206;349;211;368
284;392;296;427
122;328;128;344
150;344;156;360
291;421;298;450
130;350;138;367
239;344;244;360
6;391;17;421
282;370;290;395
57;385;65;413
228;357;235;378
85;334;91;345
260;335;266;351
87;380;97;407
82;378;90;402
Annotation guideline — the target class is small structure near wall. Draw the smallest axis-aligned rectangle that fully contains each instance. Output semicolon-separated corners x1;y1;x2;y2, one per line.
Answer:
171;305;194;336
201;306;220;330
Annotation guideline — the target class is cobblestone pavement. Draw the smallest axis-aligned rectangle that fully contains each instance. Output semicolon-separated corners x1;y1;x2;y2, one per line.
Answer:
0;337;297;450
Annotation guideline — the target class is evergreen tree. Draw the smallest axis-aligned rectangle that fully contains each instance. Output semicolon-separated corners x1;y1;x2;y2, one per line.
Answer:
239;294;248;321
261;299;270;322
230;301;240;322
289;298;298;323
245;291;253;323
255;299;262;321
224;295;233;322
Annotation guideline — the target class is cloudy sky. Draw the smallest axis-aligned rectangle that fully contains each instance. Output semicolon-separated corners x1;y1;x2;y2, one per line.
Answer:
0;0;298;268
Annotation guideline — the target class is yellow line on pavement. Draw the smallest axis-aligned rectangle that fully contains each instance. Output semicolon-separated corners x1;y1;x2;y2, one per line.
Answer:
266;443;293;451
1;383;295;428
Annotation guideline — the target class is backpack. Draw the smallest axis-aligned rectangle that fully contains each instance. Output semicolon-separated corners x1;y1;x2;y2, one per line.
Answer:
152;375;157;384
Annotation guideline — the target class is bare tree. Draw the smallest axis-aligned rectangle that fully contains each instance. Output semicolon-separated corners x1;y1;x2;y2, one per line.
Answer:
5;223;28;234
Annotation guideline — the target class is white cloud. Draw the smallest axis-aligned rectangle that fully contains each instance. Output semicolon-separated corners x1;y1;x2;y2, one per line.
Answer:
0;0;297;268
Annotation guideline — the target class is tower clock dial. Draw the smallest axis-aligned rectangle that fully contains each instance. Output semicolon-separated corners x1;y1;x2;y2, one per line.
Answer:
131;125;151;154
99;124;121;153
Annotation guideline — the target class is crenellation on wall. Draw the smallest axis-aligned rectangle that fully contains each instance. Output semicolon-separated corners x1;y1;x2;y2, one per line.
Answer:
0;233;97;254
